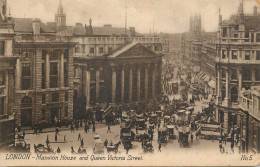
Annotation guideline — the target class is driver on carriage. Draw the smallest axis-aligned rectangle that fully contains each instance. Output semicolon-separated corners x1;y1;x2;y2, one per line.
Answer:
109;140;113;146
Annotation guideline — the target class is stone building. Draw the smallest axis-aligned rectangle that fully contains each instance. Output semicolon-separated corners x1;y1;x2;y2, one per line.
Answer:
13;18;76;127
0;0;16;148
239;86;260;153
215;3;260;132
73;42;162;118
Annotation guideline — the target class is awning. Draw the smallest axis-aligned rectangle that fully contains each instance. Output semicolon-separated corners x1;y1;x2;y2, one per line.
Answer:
208;79;216;88
202;75;210;82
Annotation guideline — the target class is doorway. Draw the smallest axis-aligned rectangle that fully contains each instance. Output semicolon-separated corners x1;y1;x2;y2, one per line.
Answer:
51;108;60;123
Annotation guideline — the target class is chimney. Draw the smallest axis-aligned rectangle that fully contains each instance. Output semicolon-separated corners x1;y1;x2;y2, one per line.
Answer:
32;18;41;35
253;6;258;16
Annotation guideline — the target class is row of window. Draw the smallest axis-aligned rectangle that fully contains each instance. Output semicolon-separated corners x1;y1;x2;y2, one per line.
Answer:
222;50;260;60
81;37;160;42
41;106;68;121
21;62;68;90
221;69;260;81
75;45;113;54
42;92;68;104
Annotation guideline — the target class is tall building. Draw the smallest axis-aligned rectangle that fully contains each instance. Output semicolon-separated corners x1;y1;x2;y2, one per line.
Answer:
0;0;16;148
215;2;260;135
13;18;76;127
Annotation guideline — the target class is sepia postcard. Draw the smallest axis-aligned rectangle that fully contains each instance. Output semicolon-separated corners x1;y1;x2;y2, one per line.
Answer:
0;0;260;166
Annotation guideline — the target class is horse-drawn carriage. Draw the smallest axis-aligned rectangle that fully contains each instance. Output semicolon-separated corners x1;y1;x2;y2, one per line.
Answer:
179;132;189;147
158;127;168;143
143;142;154;153
149;114;158;124
34;144;54;153
167;125;176;139
121;133;133;149
135;118;146;130
9;141;30;153
107;141;121;154
135;132;150;142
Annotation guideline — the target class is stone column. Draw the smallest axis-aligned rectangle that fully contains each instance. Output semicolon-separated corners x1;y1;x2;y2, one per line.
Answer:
4;70;8;115
238;69;242;95
215;108;219;123
216;67;221;104
4;40;12;57
85;69;90;109
223;69;230;107
137;65;141;101
96;70;100;103
224;111;229;133
121;66;125;103
152;64;157;99
129;65;133;102
60;51;64;87
111;64;116;104
45;52;50;88
144;64;149;99
15;58;21;90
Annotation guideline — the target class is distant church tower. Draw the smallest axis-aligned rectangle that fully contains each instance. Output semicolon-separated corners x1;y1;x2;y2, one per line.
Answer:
55;0;66;30
189;14;201;38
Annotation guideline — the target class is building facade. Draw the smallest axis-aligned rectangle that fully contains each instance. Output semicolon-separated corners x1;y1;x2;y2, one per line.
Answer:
0;0;16;148
12;18;76;127
215;4;260;133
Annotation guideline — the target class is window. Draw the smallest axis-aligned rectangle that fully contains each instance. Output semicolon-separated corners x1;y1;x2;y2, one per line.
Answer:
222;50;226;59
64;62;68;87
232;51;238;59
42;94;45;104
221;69;226;79
256;69;260;81
108;47;113;53
42;63;45;89
243;69;251;81
251;33;254;42
256;51;260;60
0;41;5;55
99;47;104;54
231;69;237;80
0;98;4;115
50;62;58;88
245;51;250;60
74;67;79;78
0;71;4;85
75;45;80;53
90;47;95;54
51;93;59;102
42;109;45;120
82;45;85;53
256;33;260;42
90;70;95;81
64;106;68;117
65;91;68;101
222;28;227;37
21;63;31;90
234;34;238;38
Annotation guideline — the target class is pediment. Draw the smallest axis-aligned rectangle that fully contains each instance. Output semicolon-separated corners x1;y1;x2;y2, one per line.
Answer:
108;42;158;59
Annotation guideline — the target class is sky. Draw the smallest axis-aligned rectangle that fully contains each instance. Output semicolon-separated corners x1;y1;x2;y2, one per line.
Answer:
7;0;259;33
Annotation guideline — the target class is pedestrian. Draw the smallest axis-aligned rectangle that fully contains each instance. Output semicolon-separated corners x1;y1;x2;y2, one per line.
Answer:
78;147;81;153
81;138;84;148
55;133;57;141
104;139;108;148
46;135;50;146
55;127;59;135
80;120;83;127
57;147;61;153
84;124;88;133
107;124;111;133
70;124;74;133
23;130;25;137
158;143;161;152
191;133;193;143
71;146;75;154
136;126;138;134
93;126;95;133
64;135;66;142
78;133;81;141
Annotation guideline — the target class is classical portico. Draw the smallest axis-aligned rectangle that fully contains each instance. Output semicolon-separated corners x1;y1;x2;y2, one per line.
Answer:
73;42;162;113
